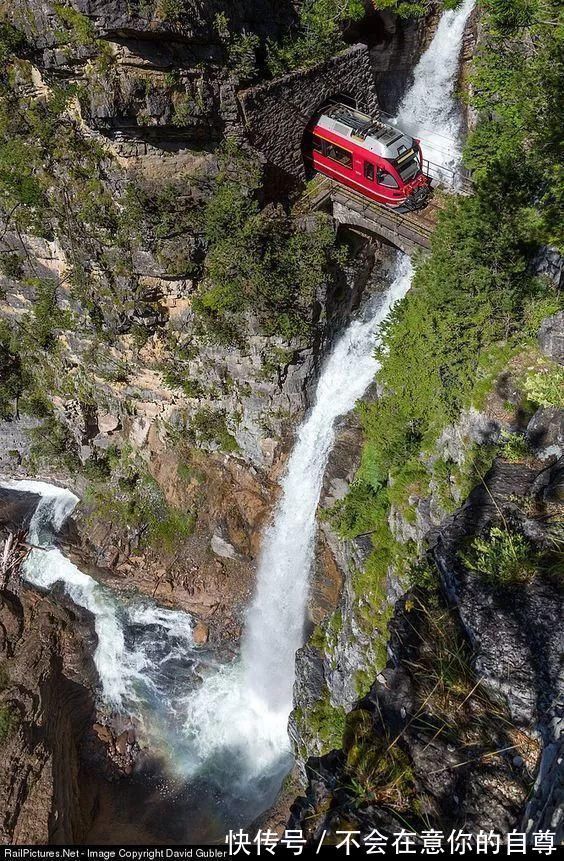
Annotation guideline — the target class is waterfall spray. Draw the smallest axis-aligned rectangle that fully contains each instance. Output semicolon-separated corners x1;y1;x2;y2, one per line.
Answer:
394;0;475;186
181;254;414;784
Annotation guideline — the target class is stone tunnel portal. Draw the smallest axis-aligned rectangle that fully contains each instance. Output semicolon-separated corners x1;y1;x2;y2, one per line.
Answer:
237;44;380;192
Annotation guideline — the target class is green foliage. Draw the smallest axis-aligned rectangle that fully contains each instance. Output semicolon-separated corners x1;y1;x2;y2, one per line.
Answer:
154;0;185;21
267;0;365;75
54;3;96;46
523;364;564;407
523;297;562;338
0;320;28;419
28;415;81;472
188;407;239;453
482;0;536;31
499;431;532;462
297;693;347;754
171;93;195;126
0;252;23;278
371;0;430;16
0;22;26;66
464;0;563;247
85;455;196;551
461;525;536;587
343;708;414;804
214;13;260;83
22;278;73;351
195;147;346;342
0;704;18;744
161;364;204;399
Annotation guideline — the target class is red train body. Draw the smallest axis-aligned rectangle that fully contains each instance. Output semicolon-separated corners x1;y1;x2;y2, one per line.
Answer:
304;103;431;212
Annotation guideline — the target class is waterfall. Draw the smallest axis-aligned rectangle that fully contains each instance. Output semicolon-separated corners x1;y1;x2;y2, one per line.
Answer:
242;255;414;712
393;0;475;186
180;254;414;789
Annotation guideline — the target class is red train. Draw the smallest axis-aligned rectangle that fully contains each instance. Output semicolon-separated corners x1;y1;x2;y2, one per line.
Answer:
304;103;431;212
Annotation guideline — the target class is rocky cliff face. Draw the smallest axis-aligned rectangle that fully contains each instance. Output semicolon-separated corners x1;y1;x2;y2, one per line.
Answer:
288;306;564;839
0;510;99;843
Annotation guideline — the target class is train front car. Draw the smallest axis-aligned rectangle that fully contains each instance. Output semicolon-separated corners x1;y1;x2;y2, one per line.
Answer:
305;103;431;212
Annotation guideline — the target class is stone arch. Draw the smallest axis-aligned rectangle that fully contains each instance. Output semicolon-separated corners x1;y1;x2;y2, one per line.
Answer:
237;44;379;192
300;90;358;180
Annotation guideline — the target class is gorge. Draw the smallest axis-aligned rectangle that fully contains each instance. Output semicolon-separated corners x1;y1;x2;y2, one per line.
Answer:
0;0;562;849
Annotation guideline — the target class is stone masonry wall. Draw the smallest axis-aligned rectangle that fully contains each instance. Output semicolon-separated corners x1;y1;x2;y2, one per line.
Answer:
237;44;380;189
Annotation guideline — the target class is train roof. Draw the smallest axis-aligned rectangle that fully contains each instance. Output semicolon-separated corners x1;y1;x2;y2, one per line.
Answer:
316;103;415;161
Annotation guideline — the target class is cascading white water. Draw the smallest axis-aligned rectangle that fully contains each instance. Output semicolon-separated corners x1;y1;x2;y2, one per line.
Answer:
180;254;414;786
393;0;475;187
243;256;414;712
0;479;200;723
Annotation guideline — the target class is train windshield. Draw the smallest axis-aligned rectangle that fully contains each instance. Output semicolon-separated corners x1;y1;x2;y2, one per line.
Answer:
394;148;420;182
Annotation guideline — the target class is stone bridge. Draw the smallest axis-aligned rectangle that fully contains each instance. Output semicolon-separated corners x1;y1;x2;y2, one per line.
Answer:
307;179;438;256
237;43;379;190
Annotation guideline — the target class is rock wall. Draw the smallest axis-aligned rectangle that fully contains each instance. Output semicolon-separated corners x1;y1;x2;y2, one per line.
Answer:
0;529;98;844
238;44;380;190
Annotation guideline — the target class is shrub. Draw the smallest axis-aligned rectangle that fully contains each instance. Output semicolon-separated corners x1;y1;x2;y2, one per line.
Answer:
296;694;346;754
171;93;195;126
53;4;97;46
343;708;414;804
267;0;365;74
214;14;260;83
155;0;185;21
523;365;564;408
195;148;345;342
28;416;81;471
0;23;26;66
85;461;196;552
0;252;23;278
500;431;532;463
460;525;536;587
188;408;239;453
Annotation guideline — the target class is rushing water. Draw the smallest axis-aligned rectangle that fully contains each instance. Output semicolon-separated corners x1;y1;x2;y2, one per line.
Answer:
393;0;475;187
179;254;414;794
0;479;206;740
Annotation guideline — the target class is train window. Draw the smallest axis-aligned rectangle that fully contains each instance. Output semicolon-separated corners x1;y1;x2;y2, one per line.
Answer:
364;162;374;181
377;169;399;188
312;134;323;153
325;142;353;168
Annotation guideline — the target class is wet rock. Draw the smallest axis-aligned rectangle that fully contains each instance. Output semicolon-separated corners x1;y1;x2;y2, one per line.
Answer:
0;487;41;532
210;534;237;559
192;620;209;645
526;407;564;460
538;311;564;365
93;722;113;744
